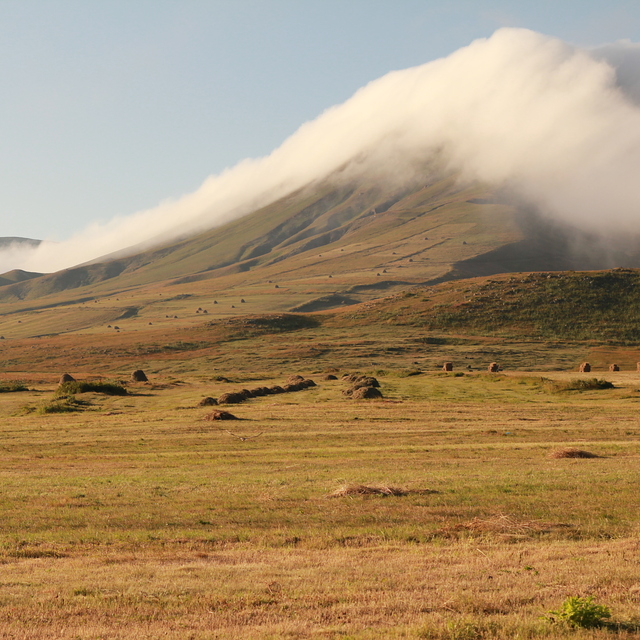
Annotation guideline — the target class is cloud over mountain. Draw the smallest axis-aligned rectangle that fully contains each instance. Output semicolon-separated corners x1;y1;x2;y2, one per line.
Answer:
4;28;640;274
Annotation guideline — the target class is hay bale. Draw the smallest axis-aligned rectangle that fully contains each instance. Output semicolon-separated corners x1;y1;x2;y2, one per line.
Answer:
238;389;254;399
283;383;303;392
609;364;620;372
59;373;75;384
488;362;500;373
351;386;383;400
269;385;285;394
249;387;266;397
198;397;217;406
549;447;599;459
351;377;379;391
341;373;359;382
217;392;245;405
131;369;148;382
442;362;453;372
286;374;305;384
324;374;338;380
329;484;408;497
301;379;316;388
578;362;591;373
205;410;237;421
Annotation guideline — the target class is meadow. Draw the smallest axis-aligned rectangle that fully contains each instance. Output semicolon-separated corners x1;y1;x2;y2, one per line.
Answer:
0;359;639;638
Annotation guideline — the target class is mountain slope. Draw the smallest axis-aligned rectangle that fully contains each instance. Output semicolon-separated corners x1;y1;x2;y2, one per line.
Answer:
0;173;522;305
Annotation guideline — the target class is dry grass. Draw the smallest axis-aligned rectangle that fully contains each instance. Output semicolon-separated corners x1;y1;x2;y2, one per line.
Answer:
328;483;410;497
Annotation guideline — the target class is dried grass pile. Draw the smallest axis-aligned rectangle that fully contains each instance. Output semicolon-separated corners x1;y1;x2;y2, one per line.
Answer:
204;410;237;421
131;369;148;382
442;362;453;372
609;363;620;372
286;374;305;384
578;362;591;373
549;447;600;459
487;362;500;373
324;374;338;380
351;386;383;399
198;397;217;406
59;373;75;384
217;392;246;405
328;484;409;497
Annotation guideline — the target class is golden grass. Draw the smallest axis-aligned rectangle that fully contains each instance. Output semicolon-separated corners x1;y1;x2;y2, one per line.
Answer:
0;363;640;636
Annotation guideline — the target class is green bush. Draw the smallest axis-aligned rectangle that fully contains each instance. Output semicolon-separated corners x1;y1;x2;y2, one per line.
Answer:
56;381;127;396
550;378;614;392
36;395;86;414
548;596;611;628
0;380;28;392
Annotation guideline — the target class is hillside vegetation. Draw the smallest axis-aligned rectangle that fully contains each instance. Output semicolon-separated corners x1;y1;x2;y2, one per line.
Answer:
346;268;640;343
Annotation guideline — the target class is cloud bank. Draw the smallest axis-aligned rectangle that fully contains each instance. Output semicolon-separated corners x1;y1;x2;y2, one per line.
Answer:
4;27;640;274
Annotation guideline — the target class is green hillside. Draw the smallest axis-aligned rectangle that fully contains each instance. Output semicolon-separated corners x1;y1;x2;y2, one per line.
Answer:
345;268;640;344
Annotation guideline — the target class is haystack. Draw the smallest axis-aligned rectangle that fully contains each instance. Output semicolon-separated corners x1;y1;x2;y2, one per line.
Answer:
353;376;379;388
488;362;500;373
442;362;453;372
269;385;285;394
301;379;316;388
131;369;148;382
352;386;383;399
205;410;237;421
59;373;75;384
549;447;599;459
217;392;245;404
328;484;407;497
578;362;591;373
198;397;217;406
323;374;338;380
283;382;304;392
609;364;620;372
286;374;305;384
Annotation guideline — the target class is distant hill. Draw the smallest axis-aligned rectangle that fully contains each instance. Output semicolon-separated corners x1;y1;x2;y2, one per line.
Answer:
0;236;40;249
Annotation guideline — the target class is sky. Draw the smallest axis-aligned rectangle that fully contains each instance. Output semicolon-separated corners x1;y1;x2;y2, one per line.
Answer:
2;0;640;243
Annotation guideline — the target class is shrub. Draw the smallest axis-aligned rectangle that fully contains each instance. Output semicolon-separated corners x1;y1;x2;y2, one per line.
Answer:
547;596;611;628
56;381;127;396
0;380;27;392
550;378;614;392
36;395;87;414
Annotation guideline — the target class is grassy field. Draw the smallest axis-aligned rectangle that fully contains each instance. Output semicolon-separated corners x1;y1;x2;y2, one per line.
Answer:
0;363;639;638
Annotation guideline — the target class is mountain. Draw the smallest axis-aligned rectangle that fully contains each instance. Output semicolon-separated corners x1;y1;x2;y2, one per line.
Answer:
0;236;40;249
0;173;523;306
2;169;640;346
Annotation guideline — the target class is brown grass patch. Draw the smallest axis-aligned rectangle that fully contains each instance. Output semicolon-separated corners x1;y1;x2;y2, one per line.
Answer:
549;447;600;459
328;484;409;497
327;484;437;497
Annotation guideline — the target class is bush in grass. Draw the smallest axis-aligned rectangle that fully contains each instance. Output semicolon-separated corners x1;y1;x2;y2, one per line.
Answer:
36;395;86;414
550;378;614;392
0;380;27;392
56;381;127;396
547;596;611;628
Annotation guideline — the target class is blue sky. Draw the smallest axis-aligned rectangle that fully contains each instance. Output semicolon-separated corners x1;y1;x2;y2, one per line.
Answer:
2;0;640;241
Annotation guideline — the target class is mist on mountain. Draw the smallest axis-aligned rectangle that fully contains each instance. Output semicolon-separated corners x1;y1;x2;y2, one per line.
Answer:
4;28;640;275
